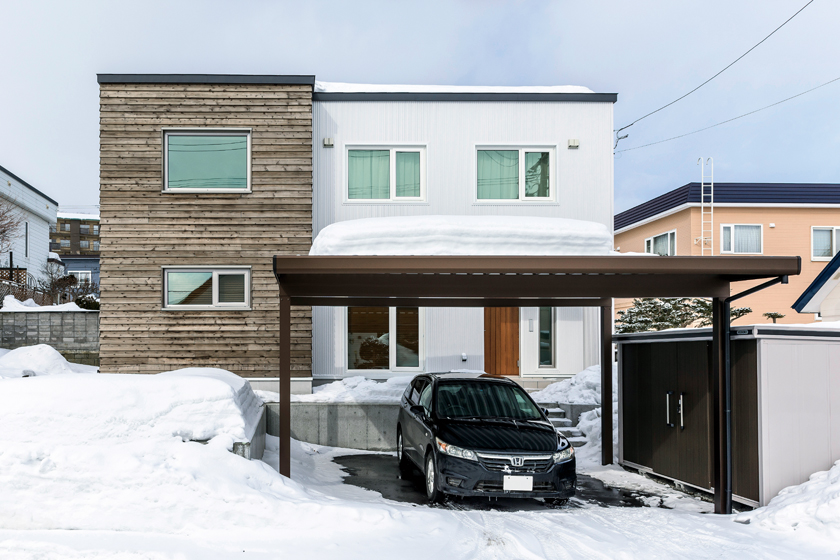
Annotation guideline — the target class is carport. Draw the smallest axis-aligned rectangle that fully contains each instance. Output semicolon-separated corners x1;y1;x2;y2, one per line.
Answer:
273;254;800;514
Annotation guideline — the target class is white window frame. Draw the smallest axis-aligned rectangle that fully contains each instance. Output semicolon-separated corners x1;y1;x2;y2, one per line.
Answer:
68;270;92;284
162;266;251;310
644;229;677;256
720;224;763;255
811;226;840;262
162;128;252;193
345;306;426;373
344;145;427;203
474;145;557;203
538;307;555;369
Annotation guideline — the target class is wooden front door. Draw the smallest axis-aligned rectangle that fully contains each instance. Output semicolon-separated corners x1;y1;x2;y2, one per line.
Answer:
484;307;520;376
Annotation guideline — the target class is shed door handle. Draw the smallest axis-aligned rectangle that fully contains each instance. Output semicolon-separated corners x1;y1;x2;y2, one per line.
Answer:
679;393;685;431
666;391;674;427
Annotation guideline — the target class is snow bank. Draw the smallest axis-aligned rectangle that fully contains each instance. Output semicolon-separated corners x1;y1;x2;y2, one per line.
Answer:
291;375;414;403
736;460;840;545
314;81;594;94
530;364;616;405
310;215;613;256
1;295;82;312
0;368;261;444
0;344;96;378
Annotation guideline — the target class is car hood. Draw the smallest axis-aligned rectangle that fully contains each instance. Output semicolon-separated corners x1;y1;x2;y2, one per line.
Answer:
436;419;559;453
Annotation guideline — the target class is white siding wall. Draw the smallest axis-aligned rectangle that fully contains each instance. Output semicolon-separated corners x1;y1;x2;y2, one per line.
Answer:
758;338;840;505
312;100;614;379
0;168;57;283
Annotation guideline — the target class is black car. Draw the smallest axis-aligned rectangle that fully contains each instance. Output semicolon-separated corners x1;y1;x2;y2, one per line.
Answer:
396;372;576;504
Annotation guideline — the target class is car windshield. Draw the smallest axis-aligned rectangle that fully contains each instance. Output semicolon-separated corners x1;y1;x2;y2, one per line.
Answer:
435;381;543;420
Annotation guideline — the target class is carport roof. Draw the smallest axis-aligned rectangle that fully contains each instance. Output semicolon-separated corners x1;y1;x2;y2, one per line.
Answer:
273;255;802;305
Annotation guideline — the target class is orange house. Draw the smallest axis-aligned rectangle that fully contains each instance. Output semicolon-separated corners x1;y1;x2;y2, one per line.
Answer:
614;183;840;325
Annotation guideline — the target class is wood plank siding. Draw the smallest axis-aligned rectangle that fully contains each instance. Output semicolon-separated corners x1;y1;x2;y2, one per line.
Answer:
98;82;313;377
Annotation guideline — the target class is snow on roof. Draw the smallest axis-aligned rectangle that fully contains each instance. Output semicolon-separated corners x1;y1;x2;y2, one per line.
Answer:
310;215;613;256
314;81;594;95
57;212;99;221
48;252;63;262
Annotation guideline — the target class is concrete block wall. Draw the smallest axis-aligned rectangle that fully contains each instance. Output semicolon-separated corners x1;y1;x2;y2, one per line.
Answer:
0;311;99;366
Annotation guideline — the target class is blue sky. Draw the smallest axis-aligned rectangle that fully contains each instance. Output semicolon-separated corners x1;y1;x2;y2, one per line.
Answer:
1;0;837;214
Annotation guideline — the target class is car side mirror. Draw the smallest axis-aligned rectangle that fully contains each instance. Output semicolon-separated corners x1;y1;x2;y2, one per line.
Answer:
410;405;425;417
542;408;550;417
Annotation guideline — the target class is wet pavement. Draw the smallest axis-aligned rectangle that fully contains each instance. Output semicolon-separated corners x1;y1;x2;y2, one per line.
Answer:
334;453;659;511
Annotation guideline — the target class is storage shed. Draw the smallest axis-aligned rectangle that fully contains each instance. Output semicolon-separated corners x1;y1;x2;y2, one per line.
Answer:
615;325;840;507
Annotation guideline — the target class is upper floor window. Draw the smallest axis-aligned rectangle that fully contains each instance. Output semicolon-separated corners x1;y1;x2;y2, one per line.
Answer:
80;224;90;235
645;230;676;256
60;239;70;248
69;271;92;284
80;240;90;249
93;241;100;251
62;223;70;232
812;226;840;261
93;225;99;235
721;224;762;254
49;224;56;234
163;267;250;310
347;147;425;201
163;130;251;192
477;148;553;201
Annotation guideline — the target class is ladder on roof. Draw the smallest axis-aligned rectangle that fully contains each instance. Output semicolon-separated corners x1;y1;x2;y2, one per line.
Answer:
698;157;714;255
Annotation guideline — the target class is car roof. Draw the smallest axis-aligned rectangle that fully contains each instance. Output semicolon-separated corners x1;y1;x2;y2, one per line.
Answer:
427;371;514;382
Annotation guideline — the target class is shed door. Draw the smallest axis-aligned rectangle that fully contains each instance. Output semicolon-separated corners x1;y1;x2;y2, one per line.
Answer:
484;307;520;376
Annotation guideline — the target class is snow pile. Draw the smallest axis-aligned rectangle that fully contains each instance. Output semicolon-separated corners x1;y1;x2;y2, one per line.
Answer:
736;460;840;543
314;81;594;94
310;215;613;256
48;251;63;262
1;295;82;312
0;344;97;378
291;375;414;403
530;364;616;405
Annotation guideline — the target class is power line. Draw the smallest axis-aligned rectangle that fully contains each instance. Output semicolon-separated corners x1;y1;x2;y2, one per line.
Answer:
614;0;815;148
615;75;840;153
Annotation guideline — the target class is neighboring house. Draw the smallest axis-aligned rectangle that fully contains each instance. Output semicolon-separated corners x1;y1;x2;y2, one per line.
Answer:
97;74;616;390
792;249;840;321
614;183;840;325
0;164;59;284
311;82;616;386
51;212;100;286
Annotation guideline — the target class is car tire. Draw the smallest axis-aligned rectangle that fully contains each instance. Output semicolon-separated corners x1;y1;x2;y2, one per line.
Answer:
548;498;569;507
397;429;412;473
424;452;443;504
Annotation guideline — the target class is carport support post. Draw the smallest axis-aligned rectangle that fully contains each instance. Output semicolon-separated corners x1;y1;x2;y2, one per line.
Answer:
600;304;613;466
279;296;291;477
712;297;733;514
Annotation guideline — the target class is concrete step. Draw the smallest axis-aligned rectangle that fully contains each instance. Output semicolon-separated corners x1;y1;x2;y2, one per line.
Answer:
567;436;589;448
556;426;583;438
550;417;573;428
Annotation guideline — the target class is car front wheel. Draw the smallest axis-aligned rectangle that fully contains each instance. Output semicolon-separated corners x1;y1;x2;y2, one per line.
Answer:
397;429;412;472
425;452;442;503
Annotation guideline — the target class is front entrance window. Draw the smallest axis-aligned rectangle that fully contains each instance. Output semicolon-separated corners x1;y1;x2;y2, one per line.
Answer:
539;307;554;367
348;307;423;371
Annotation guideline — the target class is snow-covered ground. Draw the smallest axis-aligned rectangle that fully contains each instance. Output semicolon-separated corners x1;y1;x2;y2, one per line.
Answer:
1;345;838;559
0;294;83;312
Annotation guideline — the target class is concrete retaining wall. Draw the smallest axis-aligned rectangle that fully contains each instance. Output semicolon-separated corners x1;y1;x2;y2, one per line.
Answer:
0;311;99;366
266;402;400;452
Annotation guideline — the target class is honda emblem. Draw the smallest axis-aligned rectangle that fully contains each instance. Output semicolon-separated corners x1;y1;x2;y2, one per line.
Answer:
511;456;524;467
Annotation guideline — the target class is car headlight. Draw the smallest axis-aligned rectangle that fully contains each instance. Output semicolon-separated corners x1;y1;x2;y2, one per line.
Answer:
553;445;575;463
436;437;477;462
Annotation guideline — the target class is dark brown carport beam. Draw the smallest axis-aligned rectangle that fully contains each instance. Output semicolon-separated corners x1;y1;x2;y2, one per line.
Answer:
289;297;612;307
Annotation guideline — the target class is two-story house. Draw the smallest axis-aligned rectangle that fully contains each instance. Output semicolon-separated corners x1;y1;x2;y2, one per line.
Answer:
614;183;840;325
97;75;616;391
51;212;100;286
0;164;59;284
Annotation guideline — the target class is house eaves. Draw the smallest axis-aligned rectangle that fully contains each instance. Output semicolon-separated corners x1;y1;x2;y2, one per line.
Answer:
792;251;840;313
0;164;60;207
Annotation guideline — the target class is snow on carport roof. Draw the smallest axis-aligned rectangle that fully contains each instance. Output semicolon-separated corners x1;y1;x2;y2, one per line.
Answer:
314;81;595;94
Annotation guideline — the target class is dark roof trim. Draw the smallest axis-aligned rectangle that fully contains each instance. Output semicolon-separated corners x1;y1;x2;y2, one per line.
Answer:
0;164;60;207
97;74;316;86
313;92;617;103
792;250;840;312
615;183;840;231
614;326;840;342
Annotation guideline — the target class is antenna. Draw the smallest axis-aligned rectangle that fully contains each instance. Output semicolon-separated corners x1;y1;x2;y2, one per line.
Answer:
697;158;714;255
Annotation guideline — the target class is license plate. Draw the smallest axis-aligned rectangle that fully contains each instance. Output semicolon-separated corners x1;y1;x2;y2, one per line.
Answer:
503;475;533;492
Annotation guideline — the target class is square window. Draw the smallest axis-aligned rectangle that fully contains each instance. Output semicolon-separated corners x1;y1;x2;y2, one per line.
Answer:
812;227;840;260
63;223;70;232
347;307;423;371
80;224;90;235
80;240;89;249
477;148;554;201
347;147;425;201
164;131;250;192
60;239;70;248
163;268;250;309
721;224;761;254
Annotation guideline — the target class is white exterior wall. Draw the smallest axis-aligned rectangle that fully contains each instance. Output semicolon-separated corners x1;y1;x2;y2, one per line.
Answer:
312;100;614;380
758;338;840;505
0;167;57;283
